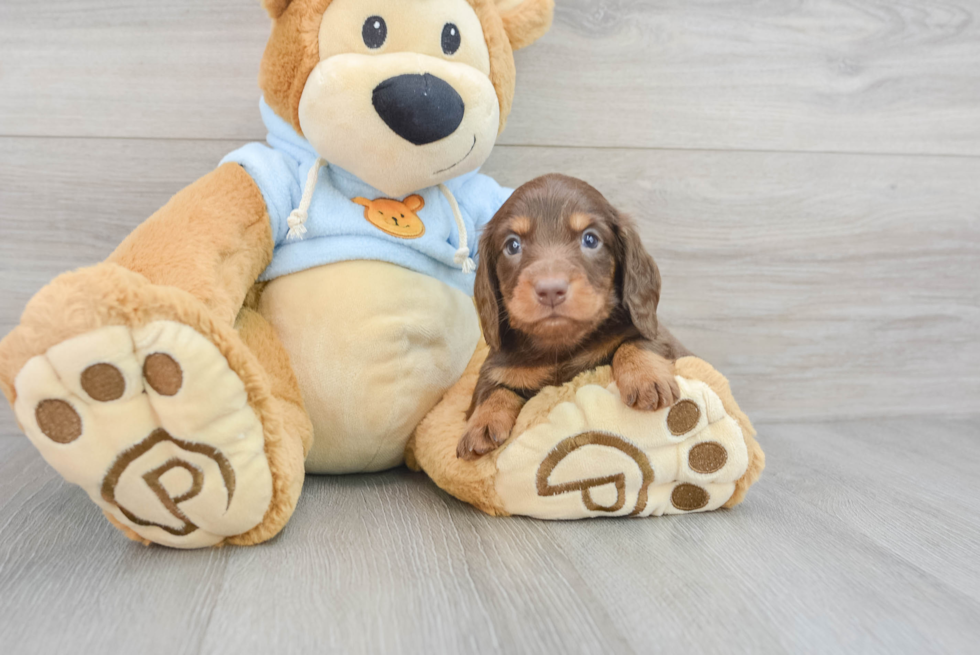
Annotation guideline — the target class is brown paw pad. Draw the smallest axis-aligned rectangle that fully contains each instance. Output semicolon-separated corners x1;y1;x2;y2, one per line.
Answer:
143;353;183;396
81;363;126;402
666;399;700;436
670;483;710;511
35;399;82;444
688;442;728;474
13;321;274;548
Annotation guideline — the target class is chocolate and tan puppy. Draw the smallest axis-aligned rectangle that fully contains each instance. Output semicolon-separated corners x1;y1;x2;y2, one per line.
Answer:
458;174;691;460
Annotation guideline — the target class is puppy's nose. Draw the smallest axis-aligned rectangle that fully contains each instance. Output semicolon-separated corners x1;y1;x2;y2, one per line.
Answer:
372;73;465;145
535;278;569;308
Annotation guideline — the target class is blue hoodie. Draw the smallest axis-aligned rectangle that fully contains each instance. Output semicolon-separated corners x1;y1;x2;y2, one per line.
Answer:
220;99;512;295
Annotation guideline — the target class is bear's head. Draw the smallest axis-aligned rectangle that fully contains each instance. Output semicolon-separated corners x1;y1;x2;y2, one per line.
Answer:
259;0;554;197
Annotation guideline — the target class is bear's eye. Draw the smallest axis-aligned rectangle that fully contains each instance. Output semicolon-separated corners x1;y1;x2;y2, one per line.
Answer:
362;16;387;49
441;23;461;55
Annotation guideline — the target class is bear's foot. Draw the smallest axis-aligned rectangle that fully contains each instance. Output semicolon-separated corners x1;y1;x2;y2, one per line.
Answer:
13;321;274;548
494;375;754;519
410;347;764;520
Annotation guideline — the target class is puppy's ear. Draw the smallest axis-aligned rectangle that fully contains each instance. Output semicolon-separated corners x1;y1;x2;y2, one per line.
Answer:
618;218;662;341
261;0;294;19
474;230;504;350
496;0;555;50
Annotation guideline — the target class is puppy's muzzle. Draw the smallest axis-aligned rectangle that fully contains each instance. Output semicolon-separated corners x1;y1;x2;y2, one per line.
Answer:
372;73;465;145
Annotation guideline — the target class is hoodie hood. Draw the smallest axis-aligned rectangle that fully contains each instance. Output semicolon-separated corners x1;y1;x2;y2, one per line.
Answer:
219;99;512;294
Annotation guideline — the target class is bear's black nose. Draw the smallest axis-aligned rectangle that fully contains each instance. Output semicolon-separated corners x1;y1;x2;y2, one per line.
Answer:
372;73;465;146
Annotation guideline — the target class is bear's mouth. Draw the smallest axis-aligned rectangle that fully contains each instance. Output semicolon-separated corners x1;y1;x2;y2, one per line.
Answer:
434;135;477;175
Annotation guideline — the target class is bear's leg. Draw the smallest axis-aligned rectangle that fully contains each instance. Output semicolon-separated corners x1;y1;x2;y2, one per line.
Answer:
224;307;312;547
1;267;308;547
0;165;308;547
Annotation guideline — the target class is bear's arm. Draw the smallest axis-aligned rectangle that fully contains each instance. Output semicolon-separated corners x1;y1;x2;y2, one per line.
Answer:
107;163;274;326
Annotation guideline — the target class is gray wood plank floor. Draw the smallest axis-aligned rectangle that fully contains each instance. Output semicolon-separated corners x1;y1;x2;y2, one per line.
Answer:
2;0;979;652
1;418;979;655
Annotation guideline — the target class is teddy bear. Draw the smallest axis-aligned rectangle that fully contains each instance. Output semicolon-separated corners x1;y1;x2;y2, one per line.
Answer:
0;0;557;549
0;0;764;549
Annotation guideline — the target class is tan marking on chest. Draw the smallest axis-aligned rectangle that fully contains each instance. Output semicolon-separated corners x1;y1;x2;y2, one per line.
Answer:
566;333;626;372
489;363;553;391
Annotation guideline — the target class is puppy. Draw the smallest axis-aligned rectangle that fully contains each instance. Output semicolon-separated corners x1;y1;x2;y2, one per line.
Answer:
457;174;691;460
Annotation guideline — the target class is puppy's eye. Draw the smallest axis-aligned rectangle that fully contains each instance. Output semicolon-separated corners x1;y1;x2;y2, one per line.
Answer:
442;23;461;55
362;16;387;49
581;230;602;250
503;236;522;256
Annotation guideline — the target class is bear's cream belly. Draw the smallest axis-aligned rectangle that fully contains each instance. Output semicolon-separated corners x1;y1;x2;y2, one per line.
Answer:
258;260;480;474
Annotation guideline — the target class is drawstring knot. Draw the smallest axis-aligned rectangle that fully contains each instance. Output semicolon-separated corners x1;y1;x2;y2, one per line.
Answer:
439;183;476;274
286;157;327;240
454;247;477;274
286;210;309;240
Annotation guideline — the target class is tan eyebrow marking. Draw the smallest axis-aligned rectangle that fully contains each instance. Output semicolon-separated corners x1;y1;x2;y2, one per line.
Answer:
509;215;532;235
569;212;593;232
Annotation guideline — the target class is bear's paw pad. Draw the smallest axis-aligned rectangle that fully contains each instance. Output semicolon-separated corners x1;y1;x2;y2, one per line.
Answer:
494;377;749;519
13;321;273;548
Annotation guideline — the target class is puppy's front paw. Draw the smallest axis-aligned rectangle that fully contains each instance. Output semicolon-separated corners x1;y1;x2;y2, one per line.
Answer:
616;367;679;412
456;394;521;461
456;423;506;461
613;344;680;412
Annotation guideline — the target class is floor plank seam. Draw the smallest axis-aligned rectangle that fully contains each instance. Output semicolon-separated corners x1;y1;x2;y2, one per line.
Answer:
435;492;505;653
4;134;980;162
190;550;230;655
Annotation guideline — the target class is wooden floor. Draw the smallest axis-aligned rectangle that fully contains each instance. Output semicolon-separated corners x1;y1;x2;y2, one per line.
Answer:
1;0;979;653
2;419;979;654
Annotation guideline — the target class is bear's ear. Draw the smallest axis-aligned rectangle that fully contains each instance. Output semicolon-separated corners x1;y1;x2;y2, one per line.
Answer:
403;195;425;212
261;0;294;20
495;0;555;50
353;197;371;208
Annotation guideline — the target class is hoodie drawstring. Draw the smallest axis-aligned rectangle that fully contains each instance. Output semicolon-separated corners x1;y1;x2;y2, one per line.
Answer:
285;159;476;275
438;183;477;274
286;157;327;240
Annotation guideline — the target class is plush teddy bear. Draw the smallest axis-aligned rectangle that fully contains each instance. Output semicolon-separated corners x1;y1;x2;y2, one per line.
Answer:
0;0;556;548
0;0;764;549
